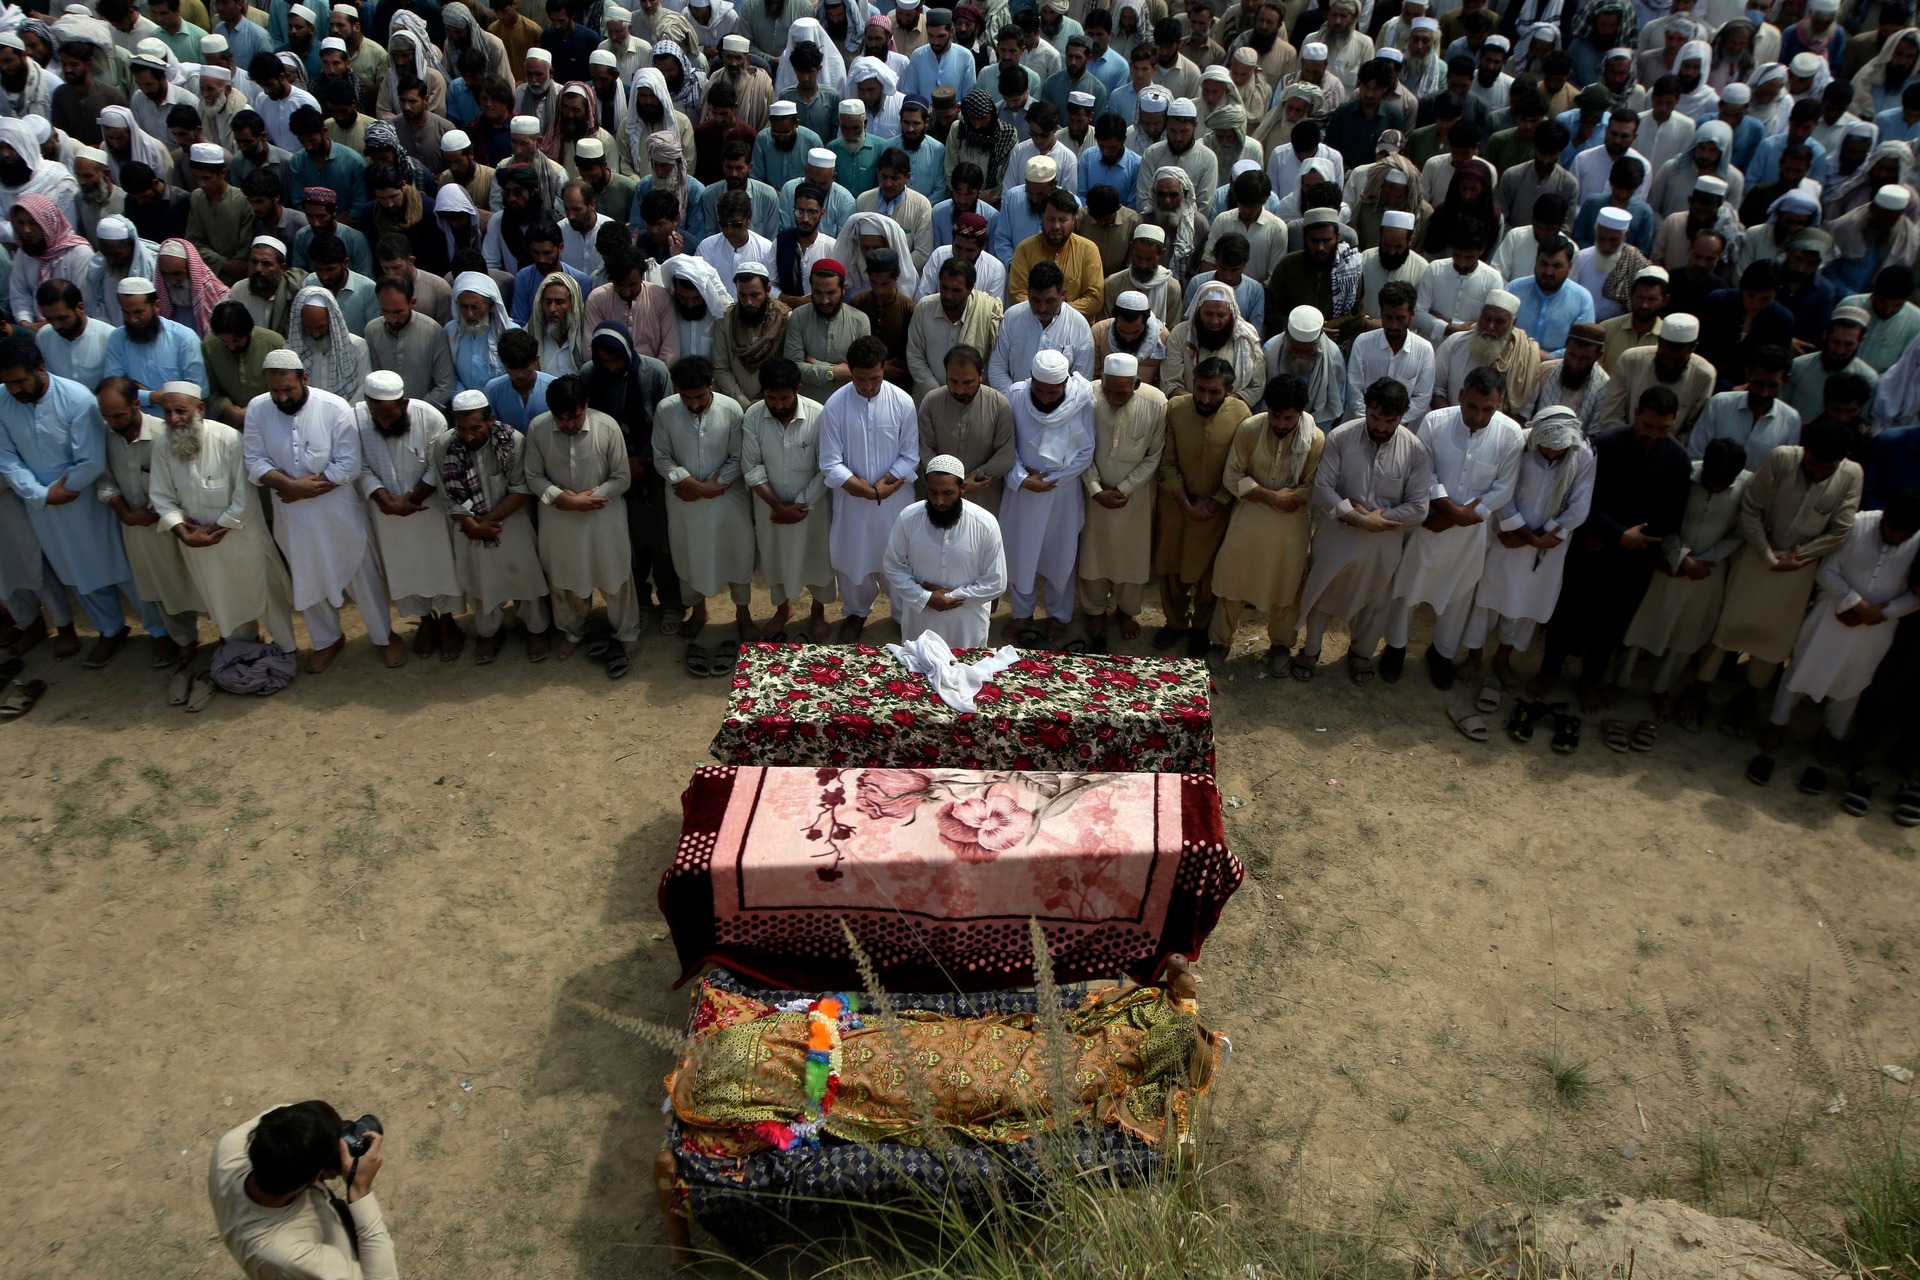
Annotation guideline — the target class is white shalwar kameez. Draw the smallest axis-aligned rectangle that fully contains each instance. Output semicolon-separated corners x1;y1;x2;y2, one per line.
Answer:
242;386;395;648
354;400;464;620
1000;375;1097;621
741;396;837;607
525;409;639;642
653;392;756;605
100;415;204;645
1385;406;1524;660
148;421;297;645
819;380;920;616
1464;437;1598;651
883;499;1008;648
1772;510;1920;736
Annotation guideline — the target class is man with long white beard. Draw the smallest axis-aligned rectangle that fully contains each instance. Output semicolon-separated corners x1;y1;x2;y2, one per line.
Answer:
148;381;297;649
104;278;209;399
1380;365;1524;689
448;272;514;398
244;350;406;672
286;285;374;403
1305;0;1374;91
1525;323;1611;433
1267;305;1348;426
1296;376;1431;683
96;377;204;665
1432;291;1540;416
707;35;774;130
883;452;1007;647
355;371;464;659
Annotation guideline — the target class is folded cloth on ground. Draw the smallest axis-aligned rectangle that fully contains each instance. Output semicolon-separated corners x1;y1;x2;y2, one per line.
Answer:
208;640;296;695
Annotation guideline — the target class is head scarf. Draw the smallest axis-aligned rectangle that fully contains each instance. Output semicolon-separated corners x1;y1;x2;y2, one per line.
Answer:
1671;39;1716;116
0;118;74;210
777;17;849;96
1524;407;1588;530
1181;279;1264;399
1833;139;1919;213
663;253;734;317
652;39;705;116
1011;371;1096;470
1852;29;1920;118
957;87;1018;189
155;239;229;335
719;284;793;371
1480;304;1542;416
1570;0;1637;51
1253;81;1324;154
822;0;873;55
135;36;188;87
434;182;482;260
440;409;520;539
17;19;55;63
625;66;677;171
543;81;601;163
363;118;437;193
97;104;167;183
1688;119;1736;182
832;210;921;298
287;284;363;394
1711;18;1756;88
643;129;690;226
15;195;88;283
526;269;585;362
1150;164;1201;272
447;269;512;385
442;2;509;83
386;14;446;114
1425;157;1499;258
1204;102;1250;176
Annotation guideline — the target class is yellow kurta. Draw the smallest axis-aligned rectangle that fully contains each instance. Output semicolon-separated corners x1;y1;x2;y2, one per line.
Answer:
1154;395;1250;582
1712;448;1862;664
1077;384;1168;585
1211;416;1327;631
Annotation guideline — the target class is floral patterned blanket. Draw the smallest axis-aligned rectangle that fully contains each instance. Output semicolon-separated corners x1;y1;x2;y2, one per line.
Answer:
660;764;1241;991
708;643;1215;774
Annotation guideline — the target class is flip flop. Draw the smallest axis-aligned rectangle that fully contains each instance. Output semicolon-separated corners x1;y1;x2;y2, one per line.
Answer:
1089;630;1109;654
661;611;684;636
1798;766;1830;797
685;640;712;678
184;672;216;713
1448;706;1490;742
1746;753;1776;786
1551;711;1582;755
1602;719;1632;753
1630;720;1660;752
0;679;45;720
1894;782;1920;827
1841;774;1875;817
1476;682;1503;714
584;636;614;660
167;664;193;706
711;639;741;676
1507;699;1542;744
605;646;631;680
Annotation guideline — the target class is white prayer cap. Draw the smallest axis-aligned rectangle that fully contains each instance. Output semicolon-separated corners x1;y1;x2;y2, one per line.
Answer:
576;137;606;160
133;51;169;71
1068;90;1096;109
1103;353;1139;378
252;234;287;258
1233;46;1259;66
1484;289;1520;314
1790;51;1822;77
201;33;230;54
1662;313;1700;342
1604;46;1634;62
159;381;203;400
897;0;922;8
1721;82;1752;104
734;260;771;281
1232;158;1261;178
525;47;553;65
1847;119;1878;141
722;33;751;52
1202;66;1235;87
321;36;347;53
290;3;317;22
1385;168;1410;186
263;349;305;372
590;49;619;69
1286;305;1324;342
1302;207;1340;226
1167;97;1198;119
1877;184;1910;210
1634;264;1670;285
606;3;631;19
1381;210;1416;231
364;371;406;400
1138;89;1170;112
1302;41;1328;59
116;276;157;296
1115;290;1150;312
200;63;232;82
1523;20;1559;44
452;389;492;413
1810;0;1839;12
441;130;473;153
190;142;225;166
1411;16;1439;32
807;146;837;167
510;114;542;136
73;145;108;166
99;217;134;241
1693;174;1728;198
1132;223;1166;245
769;100;799;118
158;241;188;259
1483;34;1510;51
1376;46;1404;63
0;32;22;51
839;97;867;117
925;453;966;477
563;83;591;101
1031;350;1071;383
1596;206;1633;231
1025;155;1058;182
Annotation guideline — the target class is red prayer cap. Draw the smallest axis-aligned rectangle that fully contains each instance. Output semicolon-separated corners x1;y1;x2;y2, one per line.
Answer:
813;257;847;278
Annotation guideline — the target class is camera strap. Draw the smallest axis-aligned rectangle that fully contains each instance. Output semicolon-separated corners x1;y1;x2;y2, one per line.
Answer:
327;1158;363;1259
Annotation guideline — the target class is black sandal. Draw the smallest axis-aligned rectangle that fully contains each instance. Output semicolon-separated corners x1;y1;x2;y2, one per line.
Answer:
604;647;631;680
1507;699;1544;744
1746;753;1776;786
1841;774;1875;817
1550;710;1582;755
1895;782;1920;827
1798;766;1830;796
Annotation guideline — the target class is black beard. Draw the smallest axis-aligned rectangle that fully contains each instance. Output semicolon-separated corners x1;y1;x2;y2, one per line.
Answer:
125;316;161;343
925;497;964;528
562;116;590;138
675;297;709;320
1247;29;1276;52
737;302;768;326
0;157;29;186
1889;64;1912;89
249;273;280;297
773;133;797;149
375;415;410;437
1194;320;1233;348
1111;325;1145;351
0;67;24;92
1194;397;1222;417
272;389;311;416
1560;361;1593;389
1379;248;1408;270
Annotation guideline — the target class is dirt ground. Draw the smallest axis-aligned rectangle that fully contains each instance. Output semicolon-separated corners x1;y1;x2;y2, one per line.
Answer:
3;590;1917;1279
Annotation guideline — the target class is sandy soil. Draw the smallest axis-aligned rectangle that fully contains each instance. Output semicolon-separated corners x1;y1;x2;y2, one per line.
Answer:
2;593;1916;1279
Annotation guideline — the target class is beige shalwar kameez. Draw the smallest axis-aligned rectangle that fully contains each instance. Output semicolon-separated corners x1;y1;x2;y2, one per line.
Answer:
100;415;203;644
355;400;464;620
1619;462;1751;691
1208;414;1327;647
653;393;756;605
917;386;1017;517
148;421;296;645
1077;383;1168;618
742;396;837;607
526;409;639;642
1155;394;1251;628
422;427;552;637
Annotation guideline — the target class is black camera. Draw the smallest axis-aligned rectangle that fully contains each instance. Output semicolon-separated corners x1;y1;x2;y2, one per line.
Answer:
341;1114;383;1159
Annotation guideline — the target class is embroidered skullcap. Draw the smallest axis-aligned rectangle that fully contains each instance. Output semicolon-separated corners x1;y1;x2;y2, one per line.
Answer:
1168;97;1198;118
1302;41;1328;59
364;370;406;400
1025;155;1058;181
116;276;157;295
576;137;606;160
925;453;966;476
263;349;305;371
1133;223;1166;244
452;389;491;412
1483;34;1509;51
1693;174;1728;198
590;49;619;69
1115;290;1150;312
769;100;798;117
839;97;867;116
1722;82;1751;104
1302;207;1340;226
1790;52;1822;77
722;34;751;52
252;234;287;257
1068;90;1096;108
190;142;226;165
159;381;203;399
735;261;770;281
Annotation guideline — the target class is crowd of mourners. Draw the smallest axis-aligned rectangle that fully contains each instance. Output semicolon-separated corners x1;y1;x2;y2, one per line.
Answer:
7;0;1920;812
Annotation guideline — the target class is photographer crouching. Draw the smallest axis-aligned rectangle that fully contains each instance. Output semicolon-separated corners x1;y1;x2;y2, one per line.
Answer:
208;1101;398;1279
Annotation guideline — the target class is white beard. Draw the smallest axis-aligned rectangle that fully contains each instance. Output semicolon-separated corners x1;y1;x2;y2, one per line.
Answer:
169;420;204;460
1470;334;1509;365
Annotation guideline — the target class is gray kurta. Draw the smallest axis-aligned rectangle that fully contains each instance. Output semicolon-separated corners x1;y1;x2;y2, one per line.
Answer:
422;427;550;613
653;393;756;596
917;386;1017;517
100;417;204;617
741;397;836;603
524;409;635;596
781;302;874;397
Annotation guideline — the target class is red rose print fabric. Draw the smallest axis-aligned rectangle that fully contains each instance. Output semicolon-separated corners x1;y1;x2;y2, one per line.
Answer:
660;765;1242;991
709;643;1216;774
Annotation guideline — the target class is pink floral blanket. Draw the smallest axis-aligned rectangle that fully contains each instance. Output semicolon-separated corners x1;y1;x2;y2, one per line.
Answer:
660;765;1241;991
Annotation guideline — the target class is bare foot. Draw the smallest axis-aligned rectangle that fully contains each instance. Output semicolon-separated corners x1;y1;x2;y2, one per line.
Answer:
380;636;407;668
1492;648;1518;690
808;605;831;643
734;605;760;640
1578;677;1608;714
1045;619;1069;647
1119;612;1142;640
1523;672;1554;701
526;631;551;661
764;603;793;637
685;602;710;640
8;617;47;657
1456;652;1481;687
1652;692;1675;721
556;637;579;660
